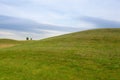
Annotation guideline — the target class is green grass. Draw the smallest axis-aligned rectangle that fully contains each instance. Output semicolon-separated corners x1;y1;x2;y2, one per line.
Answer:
0;39;21;48
0;39;32;48
0;28;120;80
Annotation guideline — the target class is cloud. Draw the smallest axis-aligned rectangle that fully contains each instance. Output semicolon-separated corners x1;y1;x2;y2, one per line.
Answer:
0;15;80;32
1;0;120;27
0;2;75;27
79;16;120;28
0;30;15;35
0;15;79;40
0;0;28;6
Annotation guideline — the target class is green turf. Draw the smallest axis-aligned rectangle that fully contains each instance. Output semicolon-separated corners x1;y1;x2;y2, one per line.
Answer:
0;28;120;80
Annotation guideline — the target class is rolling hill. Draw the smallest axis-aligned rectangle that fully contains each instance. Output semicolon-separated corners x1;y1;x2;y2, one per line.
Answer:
0;28;120;80
0;39;21;48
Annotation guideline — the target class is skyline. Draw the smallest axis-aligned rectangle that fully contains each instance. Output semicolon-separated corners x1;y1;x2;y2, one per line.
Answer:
0;0;120;40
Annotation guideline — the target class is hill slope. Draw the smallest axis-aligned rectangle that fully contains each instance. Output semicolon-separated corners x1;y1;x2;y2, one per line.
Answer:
0;39;21;48
0;28;120;80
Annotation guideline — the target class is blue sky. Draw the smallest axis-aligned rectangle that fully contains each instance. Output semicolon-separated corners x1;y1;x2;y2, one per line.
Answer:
0;0;120;40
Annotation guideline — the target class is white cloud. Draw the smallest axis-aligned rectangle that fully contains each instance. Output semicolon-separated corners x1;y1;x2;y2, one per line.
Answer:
0;3;26;18
0;2;73;26
1;0;120;26
0;30;15;35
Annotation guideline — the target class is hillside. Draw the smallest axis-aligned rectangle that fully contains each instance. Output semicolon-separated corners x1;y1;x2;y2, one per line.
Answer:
0;39;31;48
0;39;21;48
0;28;120;80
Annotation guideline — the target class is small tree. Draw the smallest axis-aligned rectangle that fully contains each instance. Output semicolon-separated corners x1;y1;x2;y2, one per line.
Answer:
26;37;29;40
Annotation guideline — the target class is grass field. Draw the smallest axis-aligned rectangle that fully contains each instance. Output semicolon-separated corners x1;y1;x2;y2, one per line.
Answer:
0;28;120;80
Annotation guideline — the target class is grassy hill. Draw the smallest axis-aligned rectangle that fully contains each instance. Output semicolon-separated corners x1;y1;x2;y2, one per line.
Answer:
0;39;21;48
0;28;120;80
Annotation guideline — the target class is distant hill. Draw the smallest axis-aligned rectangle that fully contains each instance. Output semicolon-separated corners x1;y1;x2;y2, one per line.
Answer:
0;28;120;80
0;39;19;48
0;39;17;43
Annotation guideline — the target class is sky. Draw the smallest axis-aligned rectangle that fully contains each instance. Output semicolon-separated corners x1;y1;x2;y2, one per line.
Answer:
0;0;120;40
